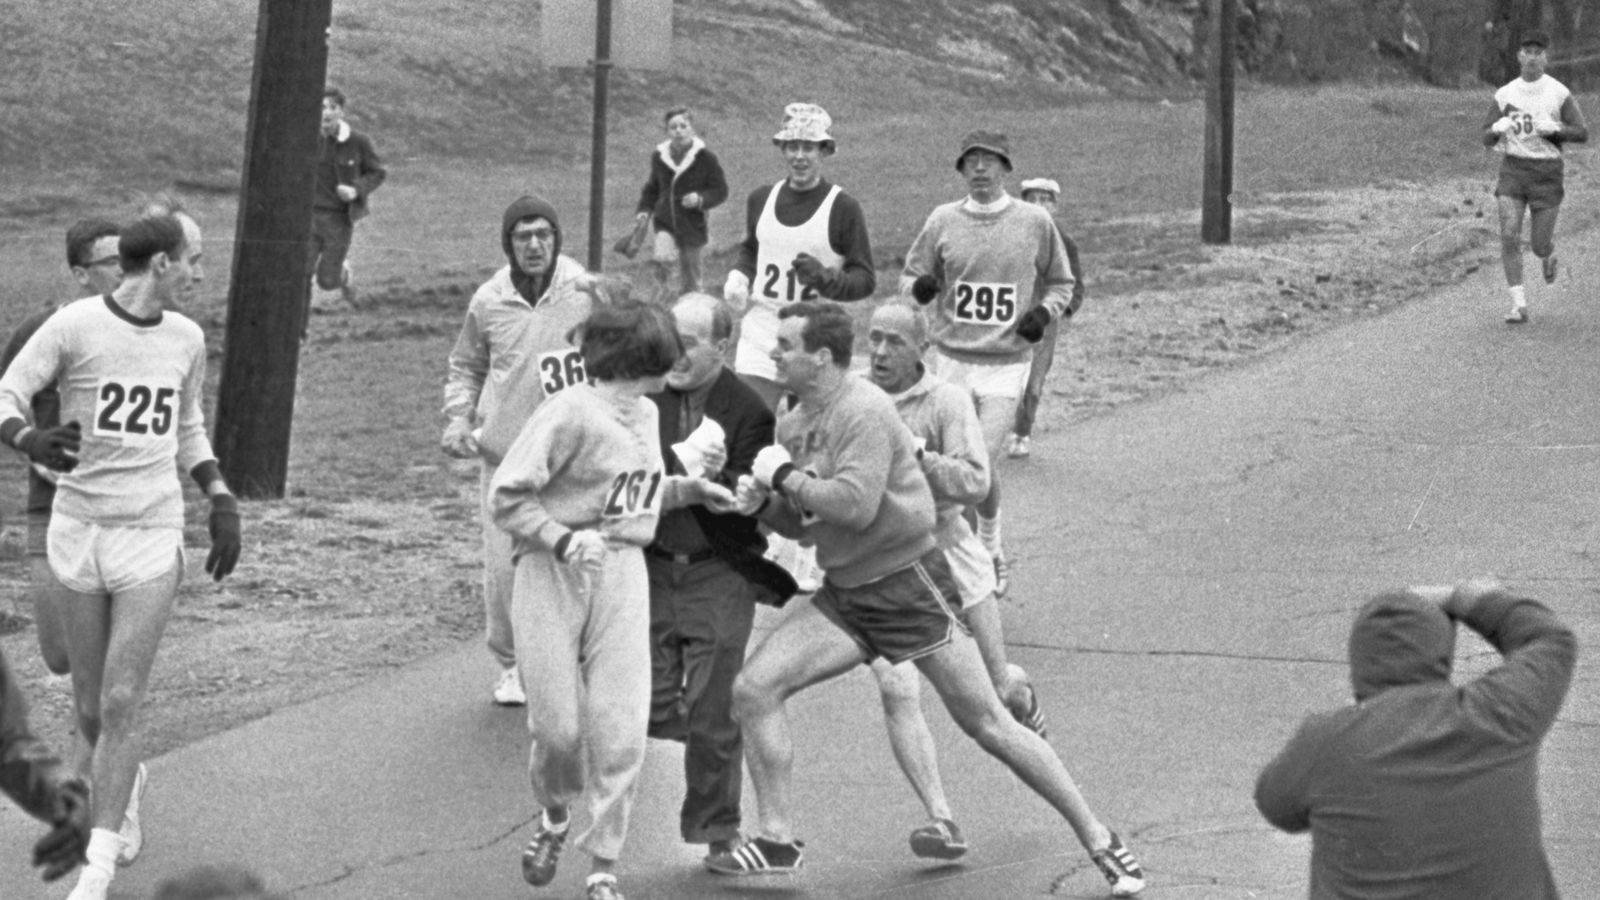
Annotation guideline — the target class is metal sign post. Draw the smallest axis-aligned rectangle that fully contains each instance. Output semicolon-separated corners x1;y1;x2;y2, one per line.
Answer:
541;0;672;271
1202;0;1236;245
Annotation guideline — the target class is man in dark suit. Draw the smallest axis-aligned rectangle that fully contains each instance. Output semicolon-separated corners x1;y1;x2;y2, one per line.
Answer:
646;292;795;865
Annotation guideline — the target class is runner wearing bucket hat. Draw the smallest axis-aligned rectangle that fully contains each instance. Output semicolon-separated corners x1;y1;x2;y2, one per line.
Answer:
722;102;875;411
900;129;1077;602
770;102;837;153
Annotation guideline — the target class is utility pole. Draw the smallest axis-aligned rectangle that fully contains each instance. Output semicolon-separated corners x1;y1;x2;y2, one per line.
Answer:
1202;0;1236;244
587;0;615;271
541;0;672;269
213;0;331;498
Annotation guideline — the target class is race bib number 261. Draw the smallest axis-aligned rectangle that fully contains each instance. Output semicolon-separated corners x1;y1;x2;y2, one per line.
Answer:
94;378;178;445
603;469;664;519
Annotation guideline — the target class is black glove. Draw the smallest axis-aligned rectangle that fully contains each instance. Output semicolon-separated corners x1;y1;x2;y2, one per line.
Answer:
792;253;835;291
33;777;88;882
910;274;941;305
16;421;81;473
1016;306;1052;343
206;494;242;581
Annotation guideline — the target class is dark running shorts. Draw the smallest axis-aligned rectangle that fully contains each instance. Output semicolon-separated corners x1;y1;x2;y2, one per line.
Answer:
811;547;967;665
1496;155;1565;210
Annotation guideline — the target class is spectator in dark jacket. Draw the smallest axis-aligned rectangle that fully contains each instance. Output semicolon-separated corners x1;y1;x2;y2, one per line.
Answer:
1255;577;1577;899
309;86;386;316
631;107;728;297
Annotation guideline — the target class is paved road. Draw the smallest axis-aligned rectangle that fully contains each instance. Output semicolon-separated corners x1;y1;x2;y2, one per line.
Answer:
3;233;1598;899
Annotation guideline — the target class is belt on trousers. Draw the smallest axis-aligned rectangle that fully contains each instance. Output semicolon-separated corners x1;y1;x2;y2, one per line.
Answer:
645;545;718;566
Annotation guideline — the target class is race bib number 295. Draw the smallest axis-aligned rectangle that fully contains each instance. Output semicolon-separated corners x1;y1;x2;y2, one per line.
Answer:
951;282;1018;325
94;378;178;445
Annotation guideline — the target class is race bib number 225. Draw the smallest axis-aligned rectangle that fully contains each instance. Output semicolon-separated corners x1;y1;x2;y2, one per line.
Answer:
94;378;178;445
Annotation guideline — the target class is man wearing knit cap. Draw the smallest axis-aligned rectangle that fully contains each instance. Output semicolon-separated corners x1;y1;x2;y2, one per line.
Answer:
1009;176;1086;458
442;195;605;706
900;130;1076;597
723;102;876;411
1256;577;1577;898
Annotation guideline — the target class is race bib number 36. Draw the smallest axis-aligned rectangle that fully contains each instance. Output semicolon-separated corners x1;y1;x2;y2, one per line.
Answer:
603;469;664;520
94;378;178;446
538;349;586;397
951;282;1018;325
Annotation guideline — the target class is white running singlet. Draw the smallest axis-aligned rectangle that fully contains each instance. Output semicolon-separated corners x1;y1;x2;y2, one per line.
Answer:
1495;74;1572;161
735;182;842;381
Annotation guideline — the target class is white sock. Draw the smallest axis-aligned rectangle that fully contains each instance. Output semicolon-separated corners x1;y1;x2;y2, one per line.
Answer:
1509;285;1527;308
977;513;1002;554
587;873;618;887
542;809;570;833
85;827;122;873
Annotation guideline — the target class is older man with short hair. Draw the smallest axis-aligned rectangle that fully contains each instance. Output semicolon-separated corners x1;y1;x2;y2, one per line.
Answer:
645;292;796;865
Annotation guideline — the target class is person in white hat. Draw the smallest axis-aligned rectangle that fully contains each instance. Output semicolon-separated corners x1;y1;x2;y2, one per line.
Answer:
1009;177;1086;458
722;102;877;411
899;130;1077;599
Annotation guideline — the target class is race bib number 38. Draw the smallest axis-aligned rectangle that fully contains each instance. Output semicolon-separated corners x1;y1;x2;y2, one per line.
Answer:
538;349;586;398
94;377;178;446
951;281;1018;325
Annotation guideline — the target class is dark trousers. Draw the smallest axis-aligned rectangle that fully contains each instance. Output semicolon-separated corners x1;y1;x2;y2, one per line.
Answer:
646;554;756;844
309;207;353;290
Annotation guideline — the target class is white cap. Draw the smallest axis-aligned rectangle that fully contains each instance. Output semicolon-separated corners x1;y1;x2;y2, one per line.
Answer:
772;103;835;147
1019;177;1061;198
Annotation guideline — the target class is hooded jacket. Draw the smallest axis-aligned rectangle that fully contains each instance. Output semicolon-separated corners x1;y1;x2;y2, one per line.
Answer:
444;196;596;465
634;138;728;249
1255;587;1576;899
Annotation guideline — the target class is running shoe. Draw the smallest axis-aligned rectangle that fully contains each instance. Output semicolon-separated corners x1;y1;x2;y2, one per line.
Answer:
493;667;526;707
1010;682;1048;739
704;835;804;875
909;818;968;860
521;821;568;886
586;874;626;900
1505;306;1529;324
117;763;149;866
1091;832;1146;897
1007;434;1031;458
1543;254;1558;284
66;866;112;900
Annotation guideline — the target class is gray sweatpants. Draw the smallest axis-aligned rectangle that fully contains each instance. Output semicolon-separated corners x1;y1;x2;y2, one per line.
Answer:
513;544;651;861
480;464;516;669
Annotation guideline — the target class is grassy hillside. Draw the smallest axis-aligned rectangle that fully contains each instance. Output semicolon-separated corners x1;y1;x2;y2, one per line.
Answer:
0;0;1198;208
